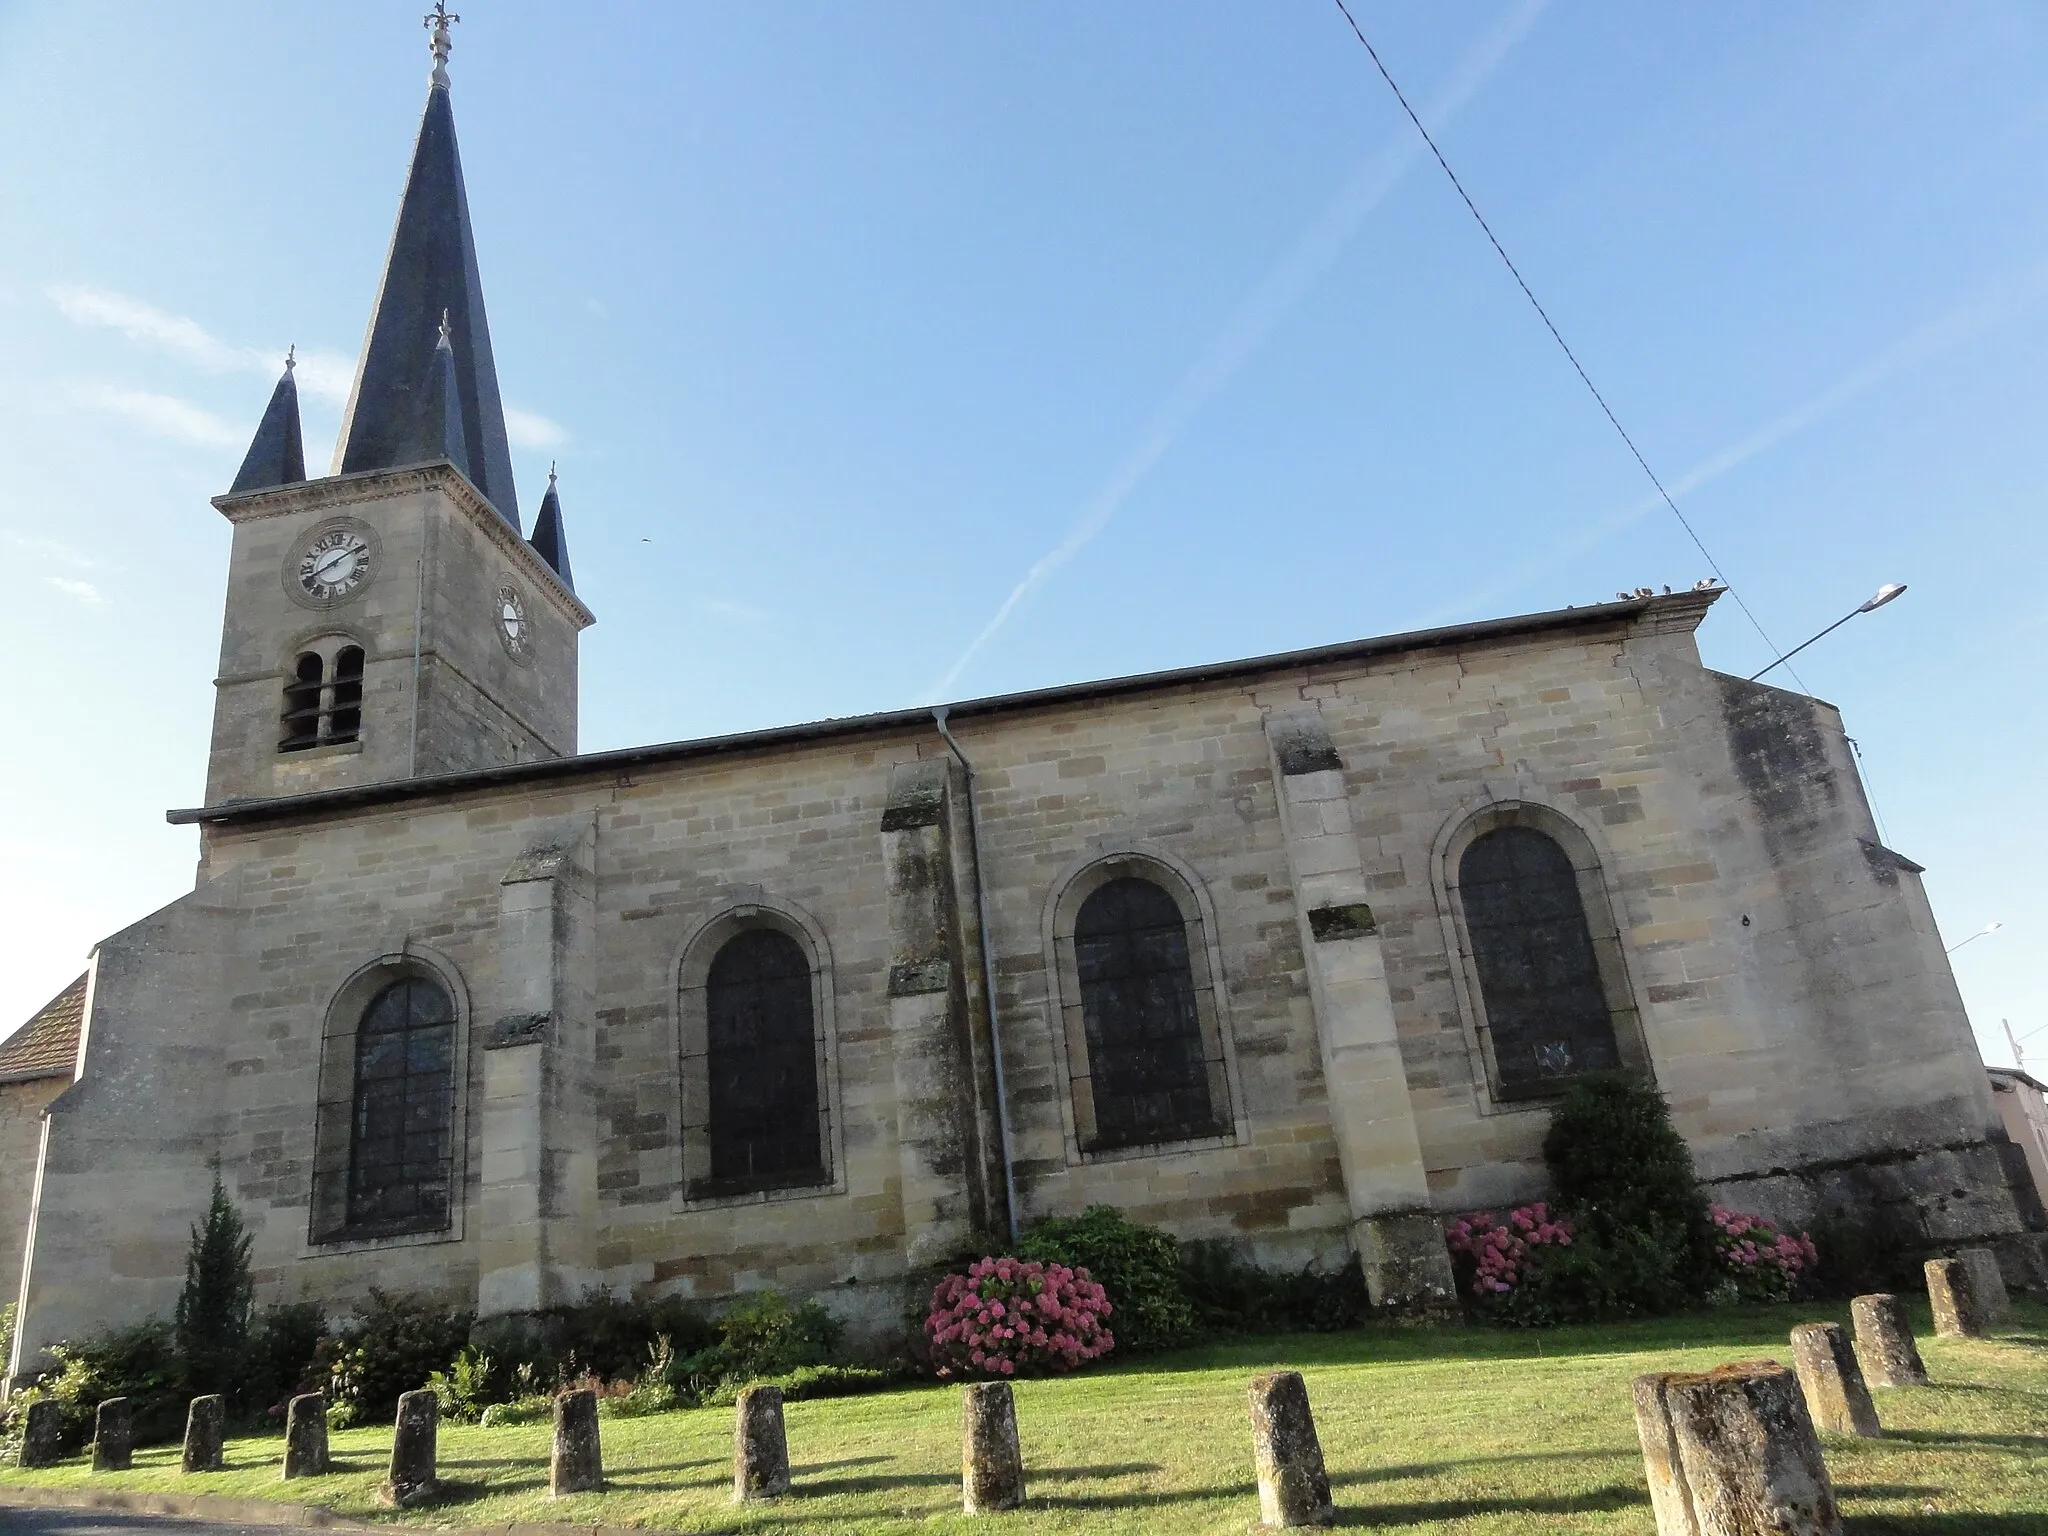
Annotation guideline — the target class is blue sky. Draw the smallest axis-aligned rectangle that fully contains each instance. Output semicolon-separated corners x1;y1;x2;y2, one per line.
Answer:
0;3;2041;1066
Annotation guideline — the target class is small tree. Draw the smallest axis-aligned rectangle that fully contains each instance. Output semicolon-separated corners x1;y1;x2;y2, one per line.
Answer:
175;1174;254;1396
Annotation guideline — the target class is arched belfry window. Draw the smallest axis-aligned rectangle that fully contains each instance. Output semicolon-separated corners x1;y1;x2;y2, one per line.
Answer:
1447;810;1643;1101
706;929;822;1188
280;641;365;751
1069;875;1228;1152
311;964;463;1245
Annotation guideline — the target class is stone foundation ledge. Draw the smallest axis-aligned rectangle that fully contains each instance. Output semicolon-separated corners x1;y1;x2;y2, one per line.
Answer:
0;1483;643;1536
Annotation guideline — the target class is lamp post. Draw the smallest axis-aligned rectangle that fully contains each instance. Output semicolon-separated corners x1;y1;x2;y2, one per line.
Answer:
1946;920;2003;956
1749;582;1907;681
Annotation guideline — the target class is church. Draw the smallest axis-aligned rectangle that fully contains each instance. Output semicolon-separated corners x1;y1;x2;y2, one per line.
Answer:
7;17;2039;1376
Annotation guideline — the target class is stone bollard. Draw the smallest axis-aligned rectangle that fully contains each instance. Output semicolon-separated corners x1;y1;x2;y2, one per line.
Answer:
378;1389;439;1507
282;1392;330;1479
182;1394;226;1472
1851;1294;1928;1388
551;1387;604;1497
731;1383;790;1502
1247;1371;1334;1530
1788;1324;1881;1438
1957;1248;2011;1326
17;1399;62;1469
1926;1257;1988;1340
91;1398;133;1472
1633;1361;1839;1536
961;1381;1025;1515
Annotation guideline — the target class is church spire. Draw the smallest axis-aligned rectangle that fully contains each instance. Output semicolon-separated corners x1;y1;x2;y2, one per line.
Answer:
330;4;520;528
415;311;472;477
528;462;575;591
228;349;306;494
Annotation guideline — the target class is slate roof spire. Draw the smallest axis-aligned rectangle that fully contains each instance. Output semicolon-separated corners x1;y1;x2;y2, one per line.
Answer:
229;349;307;494
415;310;472;477
528;461;575;591
330;4;521;529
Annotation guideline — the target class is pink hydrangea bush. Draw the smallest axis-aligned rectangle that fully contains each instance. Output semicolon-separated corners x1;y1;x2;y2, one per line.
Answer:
924;1257;1114;1378
1444;1204;1574;1299
1709;1205;1818;1302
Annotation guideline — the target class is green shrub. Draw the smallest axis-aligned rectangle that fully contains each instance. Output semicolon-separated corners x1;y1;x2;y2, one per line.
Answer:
18;1321;186;1448
426;1344;498;1424
319;1289;472;1428
680;1291;844;1390
704;1362;897;1408
469;1290;717;1389
245;1301;327;1412
1178;1242;1366;1334
1019;1206;1199;1352
174;1175;254;1399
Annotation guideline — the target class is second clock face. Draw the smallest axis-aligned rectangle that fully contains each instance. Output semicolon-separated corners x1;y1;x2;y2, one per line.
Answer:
497;584;531;659
292;524;375;605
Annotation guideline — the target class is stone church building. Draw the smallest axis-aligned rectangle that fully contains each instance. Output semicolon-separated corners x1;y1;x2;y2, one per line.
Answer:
7;24;2039;1376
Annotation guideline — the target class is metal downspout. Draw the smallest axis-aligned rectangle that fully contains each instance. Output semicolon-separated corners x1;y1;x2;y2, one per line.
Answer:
933;706;1022;1246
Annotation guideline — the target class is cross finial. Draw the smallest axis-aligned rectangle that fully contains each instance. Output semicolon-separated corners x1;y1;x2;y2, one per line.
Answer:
437;308;453;347
284;344;296;373
548;460;558;486
424;1;460;88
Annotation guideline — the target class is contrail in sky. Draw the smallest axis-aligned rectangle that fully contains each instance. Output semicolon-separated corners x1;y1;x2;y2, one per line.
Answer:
927;0;1549;700
1414;260;2048;630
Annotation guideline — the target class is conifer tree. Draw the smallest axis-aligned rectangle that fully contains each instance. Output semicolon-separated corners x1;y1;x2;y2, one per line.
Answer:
175;1173;254;1395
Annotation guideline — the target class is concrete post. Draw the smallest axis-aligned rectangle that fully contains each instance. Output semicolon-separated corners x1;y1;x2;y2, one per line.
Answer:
91;1398;132;1472
1926;1258;1988;1339
1956;1247;2011;1326
1636;1362;1840;1536
17;1399;61;1468
961;1381;1025;1514
281;1392;330;1478
1849;1294;1928;1388
181;1394;226;1472
1262;709;1455;1311
1788;1324;1881;1438
1247;1371;1335;1529
732;1383;791;1502
550;1387;603;1496
379;1389;439;1508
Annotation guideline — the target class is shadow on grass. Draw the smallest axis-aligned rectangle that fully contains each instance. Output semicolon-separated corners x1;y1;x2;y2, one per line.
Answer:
1883;1429;2048;1452
1844;1519;2048;1534
1034;1480;1255;1511
797;1469;956;1496
1329;1482;1647;1526
1332;1448;1633;1487
793;1454;891;1473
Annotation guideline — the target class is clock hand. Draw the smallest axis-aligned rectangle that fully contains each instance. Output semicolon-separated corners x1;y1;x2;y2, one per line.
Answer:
312;546;354;581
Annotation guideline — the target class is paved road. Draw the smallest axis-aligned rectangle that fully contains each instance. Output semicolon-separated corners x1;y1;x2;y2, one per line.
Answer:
0;1513;306;1536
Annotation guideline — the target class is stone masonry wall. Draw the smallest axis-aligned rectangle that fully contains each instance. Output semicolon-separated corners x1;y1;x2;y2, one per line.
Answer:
0;1077;65;1318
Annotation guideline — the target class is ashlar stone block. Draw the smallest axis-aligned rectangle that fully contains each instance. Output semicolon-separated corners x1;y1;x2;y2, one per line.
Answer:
1247;1370;1334;1530
1788;1324;1880;1438
1849;1294;1927;1388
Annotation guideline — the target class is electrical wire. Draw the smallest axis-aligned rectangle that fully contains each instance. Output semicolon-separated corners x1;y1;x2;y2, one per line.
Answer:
1328;0;1811;693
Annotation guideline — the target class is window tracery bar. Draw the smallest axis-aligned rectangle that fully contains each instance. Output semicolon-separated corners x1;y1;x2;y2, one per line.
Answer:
342;976;456;1235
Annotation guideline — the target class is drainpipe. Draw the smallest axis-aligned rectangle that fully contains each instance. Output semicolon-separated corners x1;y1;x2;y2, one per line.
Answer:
933;706;1022;1247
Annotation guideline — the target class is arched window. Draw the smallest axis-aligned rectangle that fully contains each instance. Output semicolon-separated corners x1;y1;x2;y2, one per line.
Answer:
1457;825;1623;1096
279;642;366;751
343;976;457;1235
704;928;823;1191
1073;877;1222;1150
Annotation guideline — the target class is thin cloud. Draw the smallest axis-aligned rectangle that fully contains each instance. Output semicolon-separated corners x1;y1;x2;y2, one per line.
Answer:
927;0;1548;700
7;533;95;570
1416;260;2048;627
43;576;104;606
47;283;353;404
504;406;569;451
73;383;243;449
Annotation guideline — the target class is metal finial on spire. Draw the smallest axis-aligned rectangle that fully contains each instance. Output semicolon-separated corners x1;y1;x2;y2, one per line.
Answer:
424;1;460;89
437;308;453;347
284;344;296;373
548;460;557;485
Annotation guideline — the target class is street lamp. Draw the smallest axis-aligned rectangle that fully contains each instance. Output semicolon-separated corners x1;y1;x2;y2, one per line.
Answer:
1749;582;1907;681
1946;920;2003;956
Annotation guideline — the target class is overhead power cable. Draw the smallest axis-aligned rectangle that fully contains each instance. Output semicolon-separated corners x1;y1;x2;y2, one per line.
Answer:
1328;0;1808;691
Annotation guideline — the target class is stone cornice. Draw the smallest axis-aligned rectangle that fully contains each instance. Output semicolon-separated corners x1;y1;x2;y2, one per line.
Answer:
212;461;595;631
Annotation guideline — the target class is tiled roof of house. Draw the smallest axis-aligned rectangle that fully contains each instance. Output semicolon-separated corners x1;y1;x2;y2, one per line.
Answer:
0;975;84;1083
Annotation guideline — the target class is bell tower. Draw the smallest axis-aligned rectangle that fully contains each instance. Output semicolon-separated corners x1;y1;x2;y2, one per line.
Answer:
204;8;592;809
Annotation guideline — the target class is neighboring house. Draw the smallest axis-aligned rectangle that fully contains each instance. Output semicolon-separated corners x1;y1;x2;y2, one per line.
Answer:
0;978;83;1310
1989;1067;2048;1216
7;19;2043;1379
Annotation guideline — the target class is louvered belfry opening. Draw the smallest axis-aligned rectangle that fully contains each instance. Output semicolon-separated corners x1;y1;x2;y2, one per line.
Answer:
1458;825;1621;1096
342;977;457;1236
279;652;326;750
702;928;825;1193
330;646;365;742
1074;877;1223;1151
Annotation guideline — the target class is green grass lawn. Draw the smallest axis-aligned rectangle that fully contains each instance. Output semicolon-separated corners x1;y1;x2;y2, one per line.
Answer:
4;1299;2045;1533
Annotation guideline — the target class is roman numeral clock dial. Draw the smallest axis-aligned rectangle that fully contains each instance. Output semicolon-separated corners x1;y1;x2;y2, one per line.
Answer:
283;521;379;609
497;583;532;662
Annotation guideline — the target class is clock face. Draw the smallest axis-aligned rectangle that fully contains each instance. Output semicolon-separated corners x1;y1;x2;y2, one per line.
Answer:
296;527;373;603
497;585;531;659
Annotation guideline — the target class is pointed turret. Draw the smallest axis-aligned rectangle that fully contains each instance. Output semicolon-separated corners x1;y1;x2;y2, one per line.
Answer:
330;8;520;527
228;351;307;494
529;462;575;591
414;311;472;478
